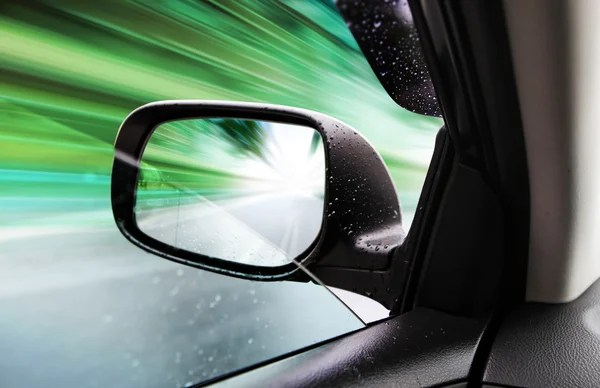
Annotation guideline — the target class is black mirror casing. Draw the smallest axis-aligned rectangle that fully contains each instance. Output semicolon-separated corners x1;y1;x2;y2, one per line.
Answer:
112;101;404;288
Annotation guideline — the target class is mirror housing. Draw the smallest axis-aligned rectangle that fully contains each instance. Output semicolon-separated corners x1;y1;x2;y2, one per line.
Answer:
112;101;405;300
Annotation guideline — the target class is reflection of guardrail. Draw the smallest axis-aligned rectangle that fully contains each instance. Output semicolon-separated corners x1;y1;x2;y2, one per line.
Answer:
139;156;294;194
136;176;246;212
136;184;272;213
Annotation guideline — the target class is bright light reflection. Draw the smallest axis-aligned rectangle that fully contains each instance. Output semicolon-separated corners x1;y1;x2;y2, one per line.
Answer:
235;122;325;197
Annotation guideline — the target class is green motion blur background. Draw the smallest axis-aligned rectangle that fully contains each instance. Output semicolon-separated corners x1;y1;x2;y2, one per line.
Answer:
0;1;443;387
1;0;441;229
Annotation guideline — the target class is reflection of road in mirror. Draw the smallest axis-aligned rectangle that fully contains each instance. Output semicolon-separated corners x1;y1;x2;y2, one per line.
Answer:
137;118;326;267
136;191;323;267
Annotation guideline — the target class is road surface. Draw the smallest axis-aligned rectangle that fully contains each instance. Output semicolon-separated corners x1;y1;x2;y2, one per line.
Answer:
136;192;324;266
0;193;381;388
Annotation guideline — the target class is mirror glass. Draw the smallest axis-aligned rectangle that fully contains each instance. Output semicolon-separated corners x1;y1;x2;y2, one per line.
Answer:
135;118;325;267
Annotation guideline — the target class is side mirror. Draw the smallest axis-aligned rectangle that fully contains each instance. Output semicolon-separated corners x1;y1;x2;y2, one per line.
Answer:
111;101;405;305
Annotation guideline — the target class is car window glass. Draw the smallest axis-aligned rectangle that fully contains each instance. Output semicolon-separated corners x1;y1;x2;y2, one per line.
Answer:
0;0;442;387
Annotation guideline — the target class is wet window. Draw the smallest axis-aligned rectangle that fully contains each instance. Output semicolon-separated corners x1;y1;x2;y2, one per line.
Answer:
0;0;443;387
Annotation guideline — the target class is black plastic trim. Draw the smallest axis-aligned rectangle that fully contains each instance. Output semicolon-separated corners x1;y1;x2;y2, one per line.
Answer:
391;126;454;315
398;0;529;316
404;0;530;385
203;308;488;388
